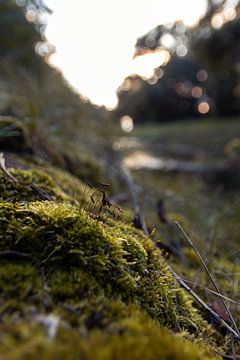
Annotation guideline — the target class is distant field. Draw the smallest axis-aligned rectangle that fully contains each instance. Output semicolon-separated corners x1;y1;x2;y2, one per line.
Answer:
132;117;240;145
129;117;240;161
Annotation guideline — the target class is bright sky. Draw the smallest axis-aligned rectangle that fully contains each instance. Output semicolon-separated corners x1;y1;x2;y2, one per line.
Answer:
45;0;207;109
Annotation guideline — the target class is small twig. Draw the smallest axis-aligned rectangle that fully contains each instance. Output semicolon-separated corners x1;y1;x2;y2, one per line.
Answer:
165;263;240;340
159;272;239;305
175;221;240;339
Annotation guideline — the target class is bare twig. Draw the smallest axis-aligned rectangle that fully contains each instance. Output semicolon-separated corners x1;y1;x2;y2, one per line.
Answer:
175;221;240;338
165;262;240;340
159;272;239;305
120;163;149;236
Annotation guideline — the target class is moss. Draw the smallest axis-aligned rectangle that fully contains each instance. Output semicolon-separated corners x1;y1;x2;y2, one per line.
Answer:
0;163;98;211
0;316;219;360
0;169;64;202
0;200;218;334
0;263;44;318
0;161;228;359
0;263;42;300
182;248;202;267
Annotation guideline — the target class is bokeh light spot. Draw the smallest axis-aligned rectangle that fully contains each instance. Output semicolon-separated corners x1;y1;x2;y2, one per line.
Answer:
191;86;203;98
211;14;224;29
176;45;188;57
147;75;158;85
198;101;210;114
120;115;134;133
155;68;164;79
197;69;208;82
223;7;236;21
26;9;37;22
160;33;175;49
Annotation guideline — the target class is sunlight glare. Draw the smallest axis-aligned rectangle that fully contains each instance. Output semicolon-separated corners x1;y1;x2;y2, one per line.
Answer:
131;50;170;79
45;0;207;109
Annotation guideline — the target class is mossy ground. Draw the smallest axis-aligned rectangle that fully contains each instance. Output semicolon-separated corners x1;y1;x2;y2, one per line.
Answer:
0;153;226;359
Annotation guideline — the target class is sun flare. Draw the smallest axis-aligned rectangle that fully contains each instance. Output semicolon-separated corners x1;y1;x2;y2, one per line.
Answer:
45;0;207;109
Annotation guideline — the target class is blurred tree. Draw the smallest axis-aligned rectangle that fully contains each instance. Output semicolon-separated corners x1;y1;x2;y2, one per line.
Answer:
194;15;240;115
116;0;240;122
0;0;53;73
117;56;204;122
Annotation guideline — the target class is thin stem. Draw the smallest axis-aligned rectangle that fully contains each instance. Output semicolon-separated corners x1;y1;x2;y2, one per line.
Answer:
175;221;240;338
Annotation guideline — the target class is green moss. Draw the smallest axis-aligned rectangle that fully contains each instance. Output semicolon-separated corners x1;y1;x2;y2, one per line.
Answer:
0;164;98;211
0;263;41;299
0;316;219;360
0;263;44;318
0;162;228;359
0;168;64;202
0;200;218;333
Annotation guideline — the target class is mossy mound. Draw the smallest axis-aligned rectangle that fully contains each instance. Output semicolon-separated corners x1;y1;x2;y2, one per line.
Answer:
0;117;106;185
0;201;206;327
0;157;96;207
0;161;225;359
